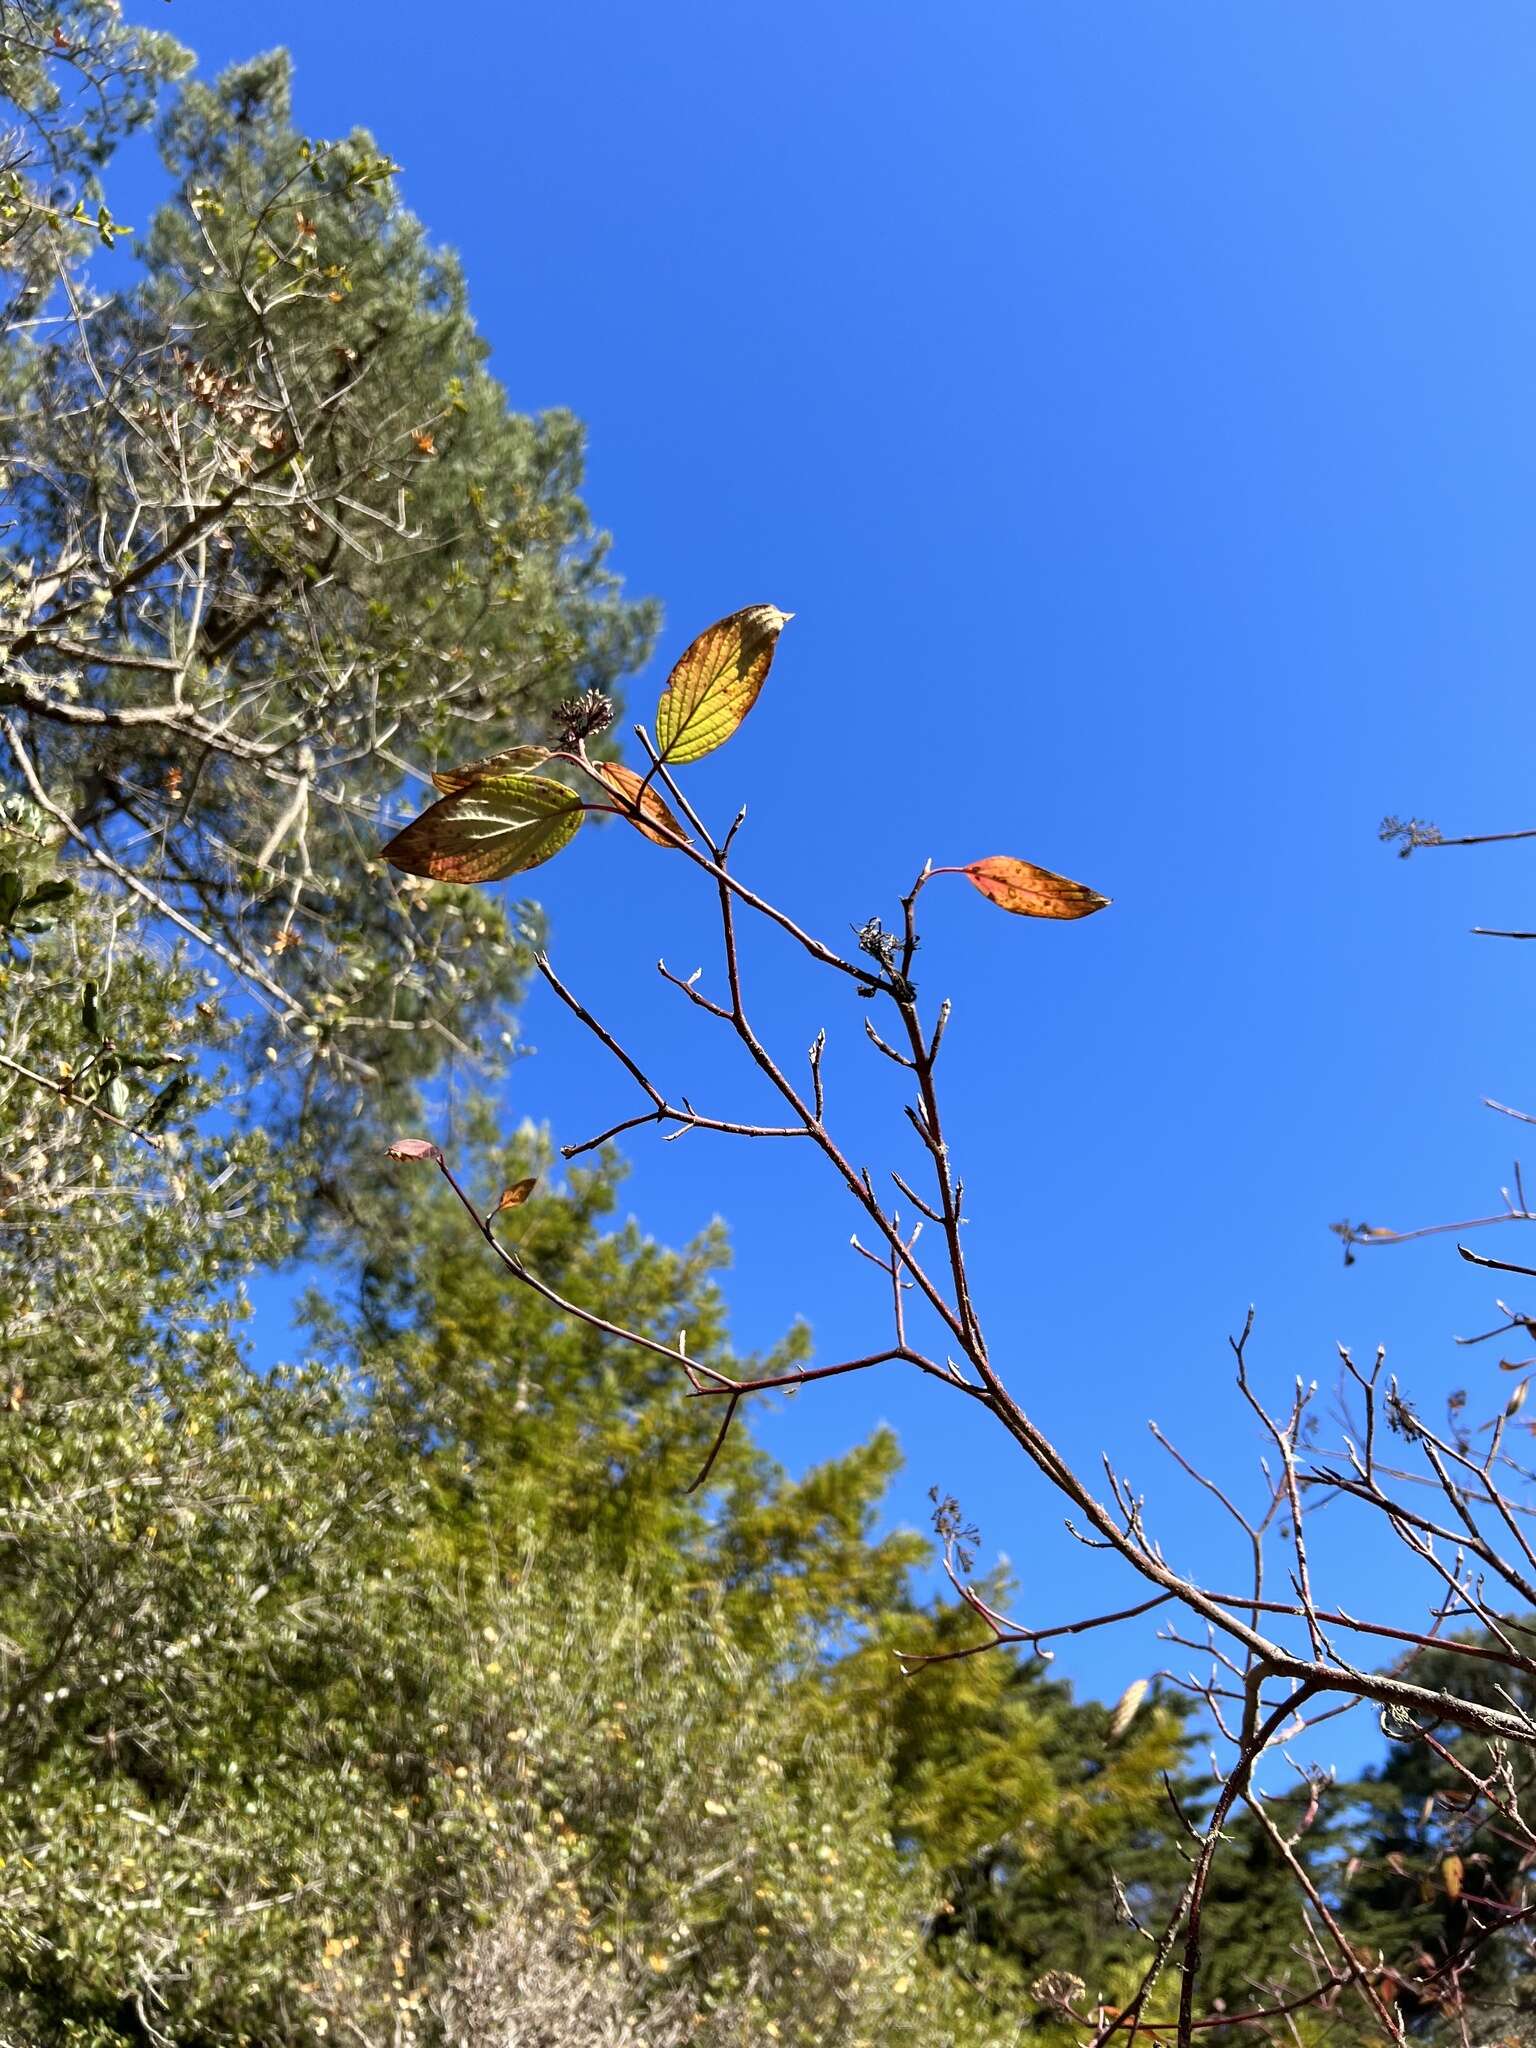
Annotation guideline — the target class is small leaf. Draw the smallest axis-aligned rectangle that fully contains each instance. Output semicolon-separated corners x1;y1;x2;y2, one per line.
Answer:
431;745;551;795
387;1137;443;1164
1107;1678;1149;1740
1442;1852;1464;1900
382;774;583;884
964;856;1110;921
81;980;102;1038
0;870;22;927
588;762;691;847
492;1176;538;1215
654;604;791;764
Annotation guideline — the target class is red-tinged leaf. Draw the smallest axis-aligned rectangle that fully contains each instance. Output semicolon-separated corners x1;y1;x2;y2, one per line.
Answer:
588;761;691;847
492;1176;538;1215
964;856;1110;921
654;605;791;765
387;1138;443;1163
431;744;552;796
382;774;583;884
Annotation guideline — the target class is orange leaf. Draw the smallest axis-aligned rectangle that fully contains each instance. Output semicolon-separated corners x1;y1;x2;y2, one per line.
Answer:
963;856;1110;921
588;762;691;847
493;1176;538;1215
654;605;791;764
431;745;551;795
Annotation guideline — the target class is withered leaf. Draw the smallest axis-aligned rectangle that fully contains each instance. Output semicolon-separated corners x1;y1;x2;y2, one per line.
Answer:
964;856;1110;921
382;774;582;884
654;605;791;765
431;744;552;795
1107;1678;1149;1740
588;761;691;847
387;1138;443;1164
493;1176;538;1215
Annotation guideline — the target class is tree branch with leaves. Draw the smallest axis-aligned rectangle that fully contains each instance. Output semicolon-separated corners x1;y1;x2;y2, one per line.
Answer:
379;603;1536;2043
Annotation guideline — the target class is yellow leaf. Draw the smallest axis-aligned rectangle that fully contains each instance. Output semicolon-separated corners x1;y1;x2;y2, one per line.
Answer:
588;761;691;846
1442;1852;1464;1900
964;856;1110;920
381;774;583;884
654;605;791;764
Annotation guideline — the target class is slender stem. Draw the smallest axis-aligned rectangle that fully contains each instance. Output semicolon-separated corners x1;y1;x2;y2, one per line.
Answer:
0;1048;164;1150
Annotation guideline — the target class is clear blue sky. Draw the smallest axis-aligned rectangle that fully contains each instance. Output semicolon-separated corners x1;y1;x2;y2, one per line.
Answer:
123;3;1536;1758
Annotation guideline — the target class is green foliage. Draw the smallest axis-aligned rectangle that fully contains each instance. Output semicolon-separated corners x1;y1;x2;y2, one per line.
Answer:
2;28;656;1205
844;1602;1190;2010
0;1012;1022;2042
0;2;185;195
0;841;1176;2044
1339;1636;1536;2030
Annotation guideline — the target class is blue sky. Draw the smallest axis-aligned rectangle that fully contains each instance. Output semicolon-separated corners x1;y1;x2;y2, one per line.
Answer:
117;3;1536;1757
